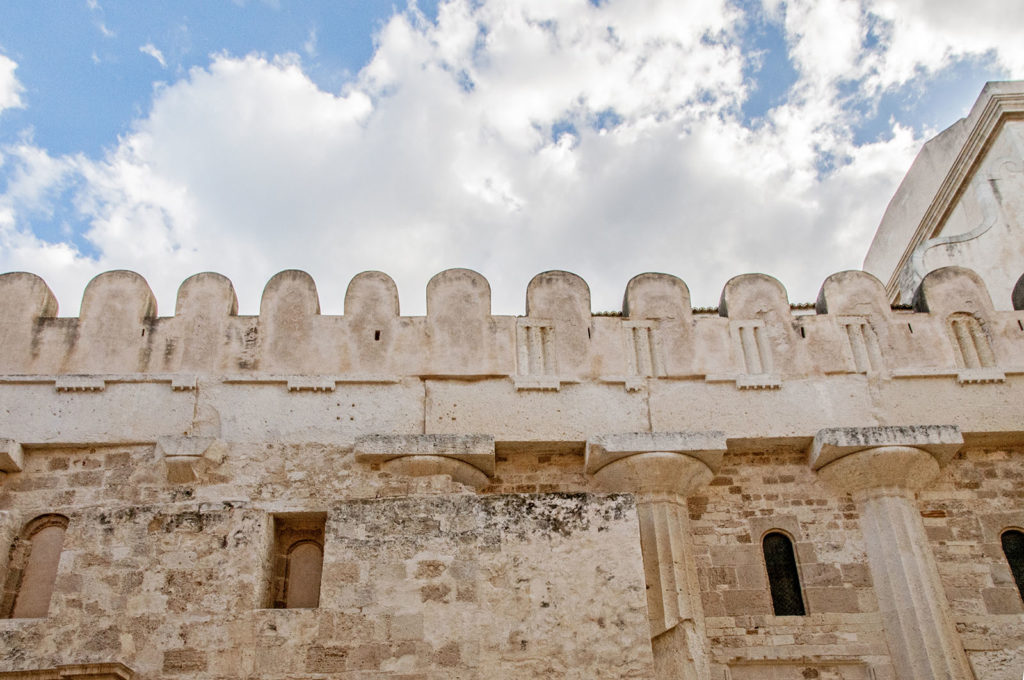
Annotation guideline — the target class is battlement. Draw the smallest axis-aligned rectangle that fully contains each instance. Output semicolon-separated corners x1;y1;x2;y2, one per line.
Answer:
2;266;1024;386
0;264;1020;461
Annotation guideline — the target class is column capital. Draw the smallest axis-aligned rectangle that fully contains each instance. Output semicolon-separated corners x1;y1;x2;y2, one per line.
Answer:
808;425;962;470
586;432;726;497
817;445;946;497
354;434;494;489
586;431;726;474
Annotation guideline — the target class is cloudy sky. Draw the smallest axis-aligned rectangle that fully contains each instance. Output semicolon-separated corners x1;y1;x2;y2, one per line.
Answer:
0;0;1021;316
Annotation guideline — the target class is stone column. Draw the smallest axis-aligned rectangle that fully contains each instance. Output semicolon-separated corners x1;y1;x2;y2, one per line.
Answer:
587;432;726;680
810;426;974;680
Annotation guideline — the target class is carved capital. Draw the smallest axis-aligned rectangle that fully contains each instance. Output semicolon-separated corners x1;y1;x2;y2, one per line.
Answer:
809;425;962;469
817;445;945;499
586;432;724;497
381;455;488;490
354;434;494;489
589;452;712;498
810;425;962;498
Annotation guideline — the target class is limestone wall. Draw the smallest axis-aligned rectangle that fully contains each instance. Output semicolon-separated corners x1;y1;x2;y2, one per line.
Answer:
1;266;1024;448
921;448;1024;679
1;266;1024;679
865;81;1024;308
0;444;652;679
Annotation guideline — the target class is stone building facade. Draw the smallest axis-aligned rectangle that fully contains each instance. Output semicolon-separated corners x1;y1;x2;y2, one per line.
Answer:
865;81;1024;309
2;85;1024;680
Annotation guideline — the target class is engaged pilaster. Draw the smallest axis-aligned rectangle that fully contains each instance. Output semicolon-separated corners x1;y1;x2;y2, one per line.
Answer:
586;432;725;680
810;426;973;680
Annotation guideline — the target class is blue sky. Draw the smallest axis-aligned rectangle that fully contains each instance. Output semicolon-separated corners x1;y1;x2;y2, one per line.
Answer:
0;0;1020;315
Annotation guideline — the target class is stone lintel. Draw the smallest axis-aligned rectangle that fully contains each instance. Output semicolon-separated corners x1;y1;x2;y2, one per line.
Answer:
354;433;495;476
809;425;963;470
0;663;134;679
585;431;726;475
0;438;24;472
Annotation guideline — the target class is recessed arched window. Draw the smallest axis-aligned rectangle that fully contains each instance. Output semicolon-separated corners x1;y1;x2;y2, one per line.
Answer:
1001;529;1024;602
285;540;324;608
1;514;69;619
267;513;326;609
763;531;806;616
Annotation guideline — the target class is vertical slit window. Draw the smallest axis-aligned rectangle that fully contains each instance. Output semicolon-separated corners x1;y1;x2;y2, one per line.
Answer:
1002;529;1024;602
763;531;806;616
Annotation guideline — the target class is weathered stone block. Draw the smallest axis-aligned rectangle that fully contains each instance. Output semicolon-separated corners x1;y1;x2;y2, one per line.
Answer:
809;424;963;469
585;431;726;474
0;439;23;472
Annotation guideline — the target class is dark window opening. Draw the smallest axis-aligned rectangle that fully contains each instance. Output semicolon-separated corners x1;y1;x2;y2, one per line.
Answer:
763;531;806;616
1002;529;1024;602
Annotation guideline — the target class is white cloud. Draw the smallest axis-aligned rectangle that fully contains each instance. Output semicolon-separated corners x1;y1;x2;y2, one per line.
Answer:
866;0;1024;86
0;0;1021;317
140;43;167;68
0;55;25;115
303;28;317;58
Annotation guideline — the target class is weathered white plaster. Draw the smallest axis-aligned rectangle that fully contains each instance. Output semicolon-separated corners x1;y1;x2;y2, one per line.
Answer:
866;81;1024;307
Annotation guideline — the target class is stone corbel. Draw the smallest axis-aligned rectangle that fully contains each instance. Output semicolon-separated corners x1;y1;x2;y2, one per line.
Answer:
0;439;24;472
156;435;227;484
354;434;495;490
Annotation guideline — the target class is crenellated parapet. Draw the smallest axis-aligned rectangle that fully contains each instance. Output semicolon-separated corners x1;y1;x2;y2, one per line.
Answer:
1;266;1023;386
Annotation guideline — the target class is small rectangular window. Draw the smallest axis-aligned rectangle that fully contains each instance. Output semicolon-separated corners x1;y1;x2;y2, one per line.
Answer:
267;513;326;609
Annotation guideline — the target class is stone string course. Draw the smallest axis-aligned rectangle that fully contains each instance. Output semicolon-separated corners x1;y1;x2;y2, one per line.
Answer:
0;265;1023;679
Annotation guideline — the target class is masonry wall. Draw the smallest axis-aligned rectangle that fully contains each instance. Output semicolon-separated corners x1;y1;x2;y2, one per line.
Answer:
5;440;1024;678
691;449;893;679
1;265;1024;679
0;443;653;679
922;448;1024;679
